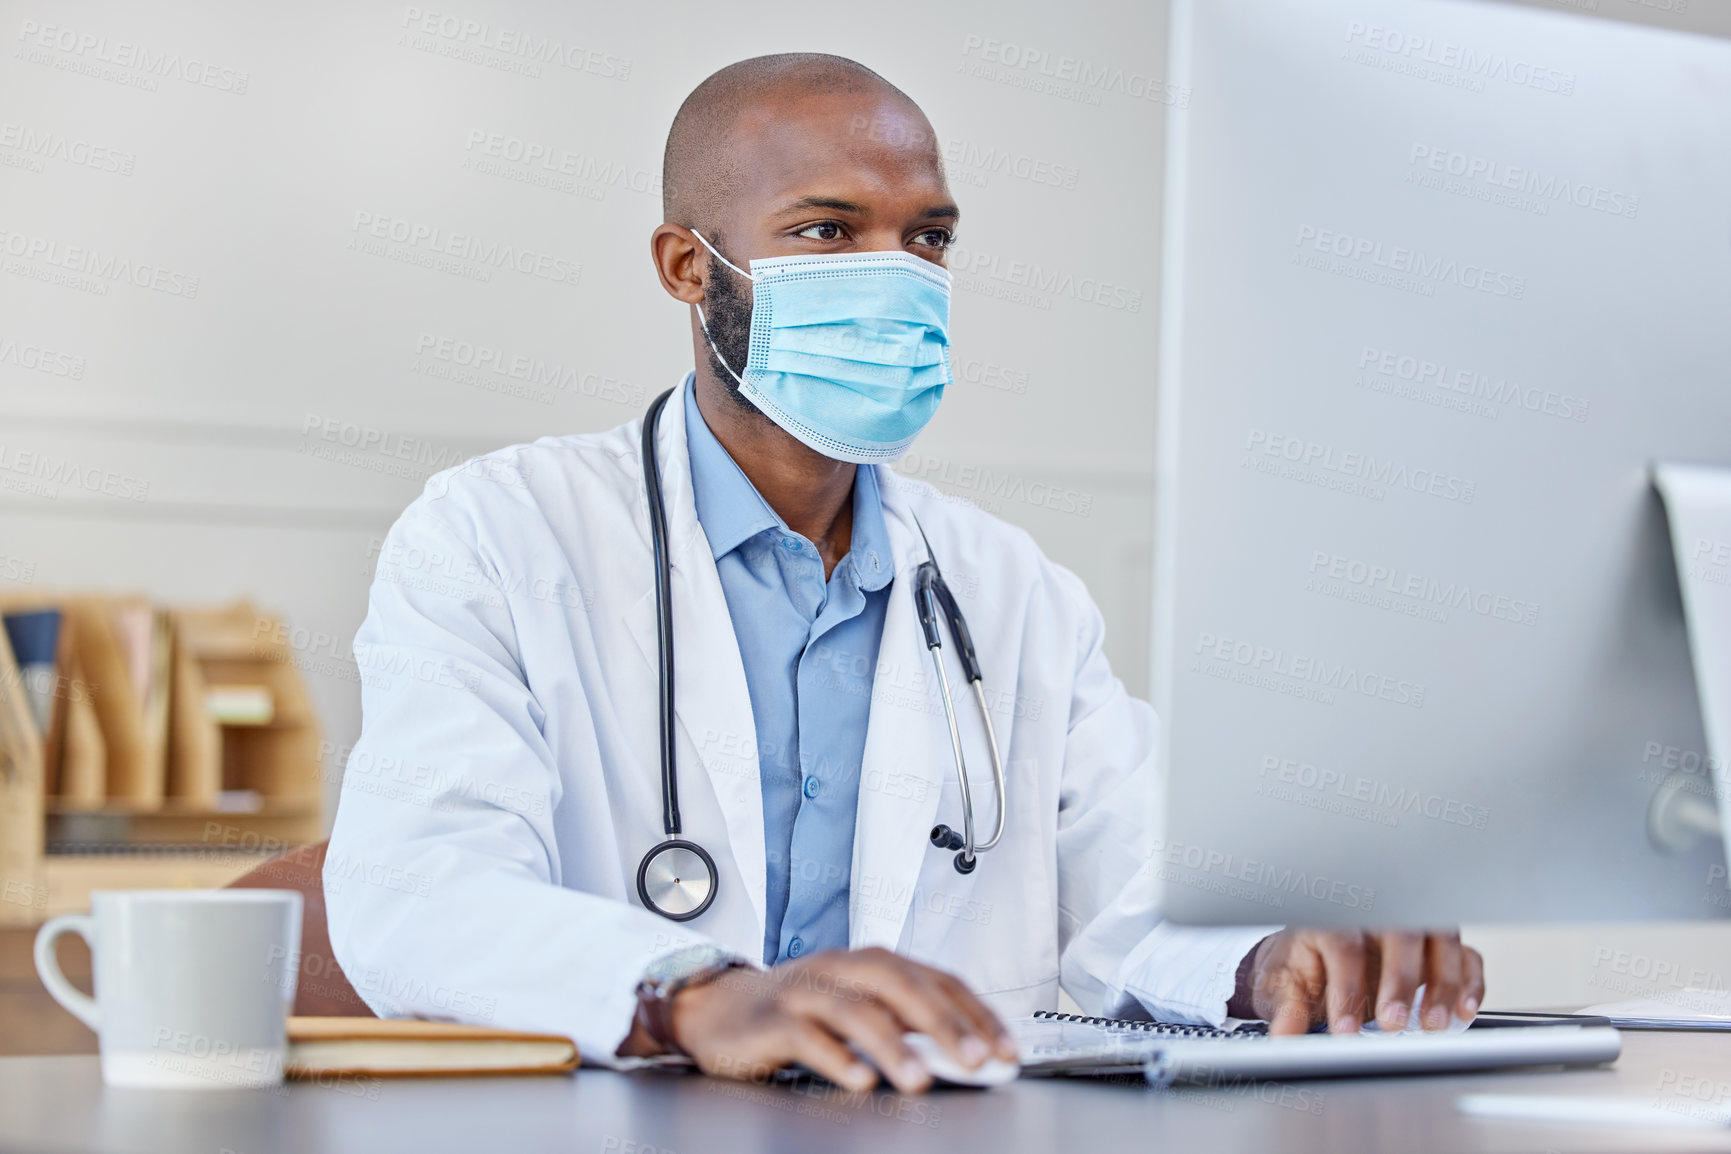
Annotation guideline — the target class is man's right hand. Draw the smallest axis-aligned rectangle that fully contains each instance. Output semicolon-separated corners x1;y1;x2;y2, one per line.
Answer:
664;947;1017;1094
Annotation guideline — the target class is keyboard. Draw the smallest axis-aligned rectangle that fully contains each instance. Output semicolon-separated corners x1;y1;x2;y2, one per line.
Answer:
1012;1011;1622;1085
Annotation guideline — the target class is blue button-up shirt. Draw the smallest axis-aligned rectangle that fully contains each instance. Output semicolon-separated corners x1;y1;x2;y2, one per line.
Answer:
684;386;894;965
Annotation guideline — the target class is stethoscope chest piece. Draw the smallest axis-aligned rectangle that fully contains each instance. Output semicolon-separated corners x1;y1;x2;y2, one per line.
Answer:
636;838;719;922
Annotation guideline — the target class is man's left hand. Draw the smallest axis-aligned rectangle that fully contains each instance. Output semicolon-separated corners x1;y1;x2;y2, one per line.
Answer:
1228;929;1484;1035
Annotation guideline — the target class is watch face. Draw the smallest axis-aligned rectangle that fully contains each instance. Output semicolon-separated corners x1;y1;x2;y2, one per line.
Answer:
644;944;734;989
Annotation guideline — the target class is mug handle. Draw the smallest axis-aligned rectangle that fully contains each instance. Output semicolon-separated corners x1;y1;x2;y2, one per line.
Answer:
34;914;99;1031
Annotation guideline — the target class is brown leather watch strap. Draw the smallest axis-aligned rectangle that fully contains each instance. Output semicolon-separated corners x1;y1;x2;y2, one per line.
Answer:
634;984;683;1054
634;959;747;1056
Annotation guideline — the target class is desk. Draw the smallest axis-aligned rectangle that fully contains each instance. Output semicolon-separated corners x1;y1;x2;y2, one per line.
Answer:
3;1032;1729;1153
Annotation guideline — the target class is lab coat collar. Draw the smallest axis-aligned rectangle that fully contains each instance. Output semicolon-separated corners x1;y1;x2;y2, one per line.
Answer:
623;374;768;947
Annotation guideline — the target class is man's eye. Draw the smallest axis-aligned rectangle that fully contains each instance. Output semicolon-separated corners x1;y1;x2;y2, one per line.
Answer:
797;222;845;241
911;228;954;249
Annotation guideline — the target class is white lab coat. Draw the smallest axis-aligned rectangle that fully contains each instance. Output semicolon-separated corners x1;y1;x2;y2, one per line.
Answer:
324;375;1271;1065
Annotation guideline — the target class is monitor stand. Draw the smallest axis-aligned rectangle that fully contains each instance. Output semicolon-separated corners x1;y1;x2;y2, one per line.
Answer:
1648;463;1731;853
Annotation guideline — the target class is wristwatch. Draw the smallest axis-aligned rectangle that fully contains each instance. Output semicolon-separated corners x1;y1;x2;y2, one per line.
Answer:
634;944;751;1056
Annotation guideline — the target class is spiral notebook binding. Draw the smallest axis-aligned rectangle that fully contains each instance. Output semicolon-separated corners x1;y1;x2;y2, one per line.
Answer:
1030;1009;1268;1038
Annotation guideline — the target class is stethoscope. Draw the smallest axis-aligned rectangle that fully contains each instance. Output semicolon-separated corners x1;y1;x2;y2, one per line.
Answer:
634;388;1009;923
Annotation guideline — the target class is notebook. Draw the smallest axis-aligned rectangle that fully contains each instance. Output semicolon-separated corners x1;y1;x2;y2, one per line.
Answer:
1580;988;1731;1031
286;1017;580;1078
1012;1011;1622;1085
1014;1011;1262;1076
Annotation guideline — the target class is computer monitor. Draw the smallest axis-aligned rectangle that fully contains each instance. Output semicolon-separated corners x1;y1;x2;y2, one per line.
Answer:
1151;0;1731;925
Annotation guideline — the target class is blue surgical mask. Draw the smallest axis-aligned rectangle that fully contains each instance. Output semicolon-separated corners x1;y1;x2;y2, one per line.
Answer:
691;229;952;463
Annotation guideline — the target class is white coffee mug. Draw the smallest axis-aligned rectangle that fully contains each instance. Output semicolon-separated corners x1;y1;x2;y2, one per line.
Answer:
35;889;303;1089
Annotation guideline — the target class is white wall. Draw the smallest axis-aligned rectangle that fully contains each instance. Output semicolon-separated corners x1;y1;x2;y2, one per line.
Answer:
1465;922;1731;1011
0;0;1171;822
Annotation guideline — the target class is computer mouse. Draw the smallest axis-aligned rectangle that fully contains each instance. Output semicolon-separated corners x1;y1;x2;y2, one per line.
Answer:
902;1032;1019;1087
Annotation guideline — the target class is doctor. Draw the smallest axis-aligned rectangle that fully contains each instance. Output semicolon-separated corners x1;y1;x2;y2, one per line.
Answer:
325;53;1484;1094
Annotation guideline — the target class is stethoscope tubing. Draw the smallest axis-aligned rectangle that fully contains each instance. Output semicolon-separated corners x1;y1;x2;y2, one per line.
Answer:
912;518;1009;870
929;644;976;854
642;388;683;839
636;386;1009;918
968;679;1008;853
638;389;720;923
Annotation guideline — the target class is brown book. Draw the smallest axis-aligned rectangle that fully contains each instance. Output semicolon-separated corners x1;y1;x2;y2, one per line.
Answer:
166;615;220;806
57;671;106;807
285;1017;579;1078
65;600;152;804
0;623;40;788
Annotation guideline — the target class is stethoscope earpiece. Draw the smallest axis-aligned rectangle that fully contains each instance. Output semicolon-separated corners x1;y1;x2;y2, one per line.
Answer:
932;826;979;874
930;824;965;851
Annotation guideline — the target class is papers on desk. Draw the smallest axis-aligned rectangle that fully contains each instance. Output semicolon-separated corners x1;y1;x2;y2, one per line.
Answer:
1459;1094;1728;1129
1580;987;1731;1030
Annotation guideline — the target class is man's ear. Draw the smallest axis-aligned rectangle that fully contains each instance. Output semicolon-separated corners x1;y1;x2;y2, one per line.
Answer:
650;224;707;305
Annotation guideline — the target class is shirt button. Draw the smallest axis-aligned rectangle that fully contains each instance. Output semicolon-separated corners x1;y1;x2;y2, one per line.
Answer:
781;536;800;552
788;936;805;958
803;775;820;798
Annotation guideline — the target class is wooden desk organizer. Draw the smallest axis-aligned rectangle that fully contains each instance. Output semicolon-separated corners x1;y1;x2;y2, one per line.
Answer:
0;596;323;925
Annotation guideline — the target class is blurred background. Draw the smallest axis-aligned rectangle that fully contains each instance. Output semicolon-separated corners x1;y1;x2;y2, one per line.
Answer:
2;0;1728;1051
0;0;1166;812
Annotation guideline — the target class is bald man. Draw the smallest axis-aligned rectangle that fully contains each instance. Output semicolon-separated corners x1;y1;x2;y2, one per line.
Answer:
325;53;1483;1094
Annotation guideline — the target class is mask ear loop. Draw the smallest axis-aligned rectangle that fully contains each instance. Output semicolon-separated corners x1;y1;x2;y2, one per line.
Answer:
689;228;753;386
693;302;745;386
690;228;753;280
